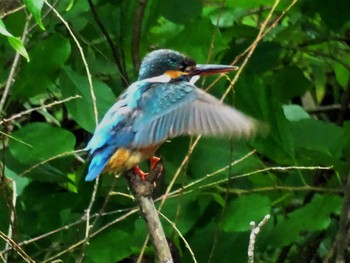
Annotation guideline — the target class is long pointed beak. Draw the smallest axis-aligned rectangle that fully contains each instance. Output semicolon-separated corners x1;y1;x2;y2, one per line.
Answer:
190;64;238;76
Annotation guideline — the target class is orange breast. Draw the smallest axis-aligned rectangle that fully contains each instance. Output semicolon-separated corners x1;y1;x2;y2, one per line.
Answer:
104;148;145;174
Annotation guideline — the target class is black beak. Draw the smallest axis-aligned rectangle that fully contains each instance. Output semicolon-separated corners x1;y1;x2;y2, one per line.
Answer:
190;64;238;76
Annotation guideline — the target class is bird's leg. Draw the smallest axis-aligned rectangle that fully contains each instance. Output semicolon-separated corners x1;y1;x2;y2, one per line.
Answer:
149;156;161;170
133;165;149;181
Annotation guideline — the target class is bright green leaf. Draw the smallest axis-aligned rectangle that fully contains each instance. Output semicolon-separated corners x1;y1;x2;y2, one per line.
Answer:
283;105;310;121
0;19;30;62
221;194;270;232
333;61;349;90
23;0;45;30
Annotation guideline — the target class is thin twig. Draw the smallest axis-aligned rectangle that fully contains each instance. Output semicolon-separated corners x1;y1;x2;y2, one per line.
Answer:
248;214;271;263
196;165;333;191
132;0;147;71
44;0;98;127
41;208;139;263
0;95;81;125
76;176;100;263
221;0;281;100
86;0;129;87
19;149;85;177
159;212;197;263
4;180;17;261
0;15;31;113
0;231;34;263
0;4;25;19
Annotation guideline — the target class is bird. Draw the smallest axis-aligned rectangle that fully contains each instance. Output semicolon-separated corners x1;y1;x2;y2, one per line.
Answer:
85;49;258;181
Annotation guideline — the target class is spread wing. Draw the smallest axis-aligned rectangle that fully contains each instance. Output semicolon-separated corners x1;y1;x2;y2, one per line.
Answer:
132;82;258;147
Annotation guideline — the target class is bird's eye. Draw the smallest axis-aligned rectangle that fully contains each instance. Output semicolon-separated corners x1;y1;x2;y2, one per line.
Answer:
179;64;186;71
180;65;195;72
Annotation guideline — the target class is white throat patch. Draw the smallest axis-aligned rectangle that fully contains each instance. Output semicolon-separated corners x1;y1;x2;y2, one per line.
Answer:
144;74;172;83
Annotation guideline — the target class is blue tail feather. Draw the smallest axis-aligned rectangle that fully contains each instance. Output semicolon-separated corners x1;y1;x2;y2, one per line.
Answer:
85;146;115;181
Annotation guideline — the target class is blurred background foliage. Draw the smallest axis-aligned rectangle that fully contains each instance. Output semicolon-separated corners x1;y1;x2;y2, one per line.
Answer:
1;0;350;262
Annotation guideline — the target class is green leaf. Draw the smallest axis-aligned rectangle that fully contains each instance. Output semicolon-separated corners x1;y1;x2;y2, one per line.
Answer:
9;122;76;165
268;195;342;246
283;105;310;122
60;67;116;132
0;19;30;62
160;0;202;25
12;34;71;97
333;61;349;90
221;194;270;232
23;0;45;30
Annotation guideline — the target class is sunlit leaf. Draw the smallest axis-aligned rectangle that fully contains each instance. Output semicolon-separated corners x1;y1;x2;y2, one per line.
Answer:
0;19;30;62
23;0;45;30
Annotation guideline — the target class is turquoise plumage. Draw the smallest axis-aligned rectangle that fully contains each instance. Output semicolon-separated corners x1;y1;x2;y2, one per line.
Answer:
85;49;257;181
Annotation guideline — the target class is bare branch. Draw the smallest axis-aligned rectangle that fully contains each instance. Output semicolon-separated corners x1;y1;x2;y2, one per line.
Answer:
248;214;271;263
0;230;34;263
0;95;82;125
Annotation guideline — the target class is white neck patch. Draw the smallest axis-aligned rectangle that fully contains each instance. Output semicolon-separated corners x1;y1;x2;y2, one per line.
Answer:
189;75;200;85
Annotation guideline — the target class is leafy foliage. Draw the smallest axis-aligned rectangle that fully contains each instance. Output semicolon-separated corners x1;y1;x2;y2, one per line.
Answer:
0;0;350;262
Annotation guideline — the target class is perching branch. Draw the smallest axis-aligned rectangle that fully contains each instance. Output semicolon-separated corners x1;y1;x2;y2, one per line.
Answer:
125;162;173;263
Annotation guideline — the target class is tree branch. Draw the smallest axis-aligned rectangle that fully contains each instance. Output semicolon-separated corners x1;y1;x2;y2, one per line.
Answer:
125;163;173;263
132;0;147;71
335;170;350;262
86;0;129;87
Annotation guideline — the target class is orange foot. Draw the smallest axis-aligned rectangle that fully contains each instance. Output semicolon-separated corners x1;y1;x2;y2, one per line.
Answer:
133;165;148;181
149;156;161;170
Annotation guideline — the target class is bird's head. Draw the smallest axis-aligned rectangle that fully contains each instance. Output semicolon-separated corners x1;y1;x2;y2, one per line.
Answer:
138;49;237;82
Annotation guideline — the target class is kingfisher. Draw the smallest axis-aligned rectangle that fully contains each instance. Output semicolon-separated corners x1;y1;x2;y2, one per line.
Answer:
85;49;257;181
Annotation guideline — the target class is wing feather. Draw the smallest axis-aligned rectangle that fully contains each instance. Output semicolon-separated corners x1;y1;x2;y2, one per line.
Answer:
132;86;258;147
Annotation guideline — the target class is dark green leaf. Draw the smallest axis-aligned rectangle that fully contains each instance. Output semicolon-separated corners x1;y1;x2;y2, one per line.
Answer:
12;34;71;97
221;194;270;232
268;195;342;246
60;67;116;132
160;0;202;25
9;122;76;165
85;229;133;262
